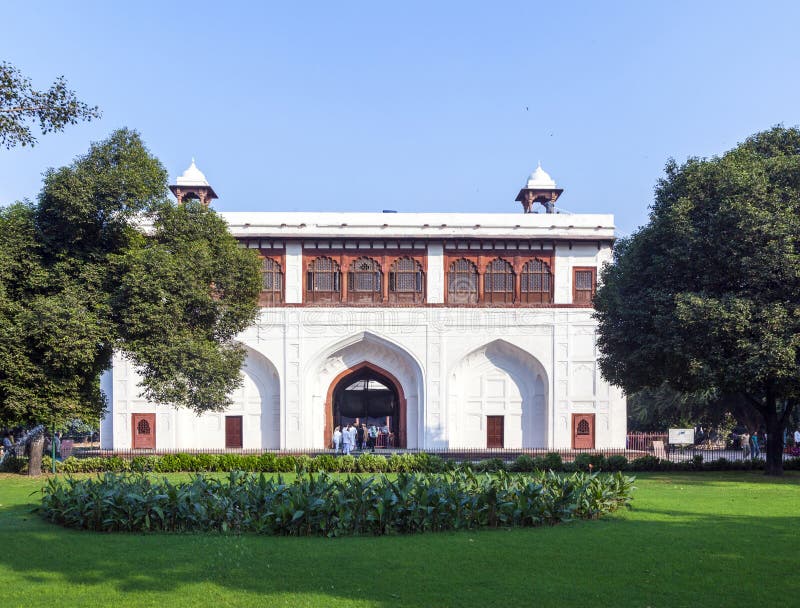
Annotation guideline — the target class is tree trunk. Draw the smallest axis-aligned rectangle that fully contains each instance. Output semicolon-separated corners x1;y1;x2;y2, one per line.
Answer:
763;407;784;476
27;435;44;476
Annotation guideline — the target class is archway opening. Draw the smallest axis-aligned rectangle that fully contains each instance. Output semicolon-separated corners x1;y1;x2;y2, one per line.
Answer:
325;363;406;449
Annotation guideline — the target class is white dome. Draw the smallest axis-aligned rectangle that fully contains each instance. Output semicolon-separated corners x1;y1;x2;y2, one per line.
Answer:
176;158;210;187
525;163;556;189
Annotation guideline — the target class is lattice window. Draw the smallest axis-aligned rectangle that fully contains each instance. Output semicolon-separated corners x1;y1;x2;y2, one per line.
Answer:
260;257;283;305
574;268;596;304
447;258;478;304
347;257;382;304
484;258;515;304
520;259;553;304
137;419;151;435
307;256;341;303
388;257;424;304
577;419;590;435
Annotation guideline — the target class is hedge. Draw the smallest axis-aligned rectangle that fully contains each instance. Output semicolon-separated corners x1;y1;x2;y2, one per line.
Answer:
3;451;799;475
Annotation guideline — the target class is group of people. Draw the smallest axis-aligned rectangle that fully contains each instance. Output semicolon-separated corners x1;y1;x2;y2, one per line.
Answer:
739;431;762;459
332;423;390;454
0;429;64;464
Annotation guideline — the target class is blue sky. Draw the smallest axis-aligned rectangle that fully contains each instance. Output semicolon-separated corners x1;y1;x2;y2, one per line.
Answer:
2;0;800;235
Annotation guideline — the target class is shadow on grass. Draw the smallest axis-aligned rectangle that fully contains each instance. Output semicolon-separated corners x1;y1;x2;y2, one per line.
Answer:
0;495;798;608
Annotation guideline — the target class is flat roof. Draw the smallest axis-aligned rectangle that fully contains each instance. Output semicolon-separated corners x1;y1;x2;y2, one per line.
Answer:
219;212;616;241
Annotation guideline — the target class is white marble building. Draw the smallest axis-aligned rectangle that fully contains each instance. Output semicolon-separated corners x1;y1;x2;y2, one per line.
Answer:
101;164;626;451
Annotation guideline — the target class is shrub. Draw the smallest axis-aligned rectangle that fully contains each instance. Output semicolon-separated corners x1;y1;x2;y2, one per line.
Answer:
311;454;338;472
388;453;416;472
475;458;506;472
130;455;160;472
630;455;660;471
605;455;629;472
39;470;636;536
510;454;536;472
573;453;608;472
338;455;356;472
355;453;388;473
542;452;563;471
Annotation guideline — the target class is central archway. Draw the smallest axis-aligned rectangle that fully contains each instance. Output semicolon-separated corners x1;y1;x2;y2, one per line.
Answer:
325;362;407;448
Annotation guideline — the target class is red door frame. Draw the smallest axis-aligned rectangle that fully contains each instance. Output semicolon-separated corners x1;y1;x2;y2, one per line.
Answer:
132;413;156;449
572;413;595;449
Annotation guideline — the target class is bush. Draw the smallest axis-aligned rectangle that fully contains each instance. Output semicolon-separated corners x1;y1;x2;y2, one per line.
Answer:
630;455;660;471
573;453;608;472
338;455;356;472
355;453;388;473
542;452;563;471
39;470;636;536
475;458;506;472
311;454;338;472
387;453;416;472
510;454;536;472
605;455;629;472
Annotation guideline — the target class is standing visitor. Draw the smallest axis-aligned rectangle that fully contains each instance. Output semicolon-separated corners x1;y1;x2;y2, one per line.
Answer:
53;432;62;461
348;424;357;453
356;424;365;451
750;432;760;459
333;426;342;454
794;427;800;447
740;432;750;459
343;424;353;455
368;425;378;452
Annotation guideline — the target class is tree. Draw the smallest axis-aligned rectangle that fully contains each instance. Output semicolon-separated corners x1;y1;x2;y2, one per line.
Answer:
0;129;262;433
594;126;800;475
0;61;100;148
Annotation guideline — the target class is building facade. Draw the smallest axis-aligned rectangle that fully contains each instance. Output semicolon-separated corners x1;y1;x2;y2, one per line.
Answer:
100;164;626;451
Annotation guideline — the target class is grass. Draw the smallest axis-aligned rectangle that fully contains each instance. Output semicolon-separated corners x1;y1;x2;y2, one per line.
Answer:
0;471;798;608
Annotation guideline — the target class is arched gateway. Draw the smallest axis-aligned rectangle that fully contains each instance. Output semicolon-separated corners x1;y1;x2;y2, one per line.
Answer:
325;362;407;448
308;331;424;449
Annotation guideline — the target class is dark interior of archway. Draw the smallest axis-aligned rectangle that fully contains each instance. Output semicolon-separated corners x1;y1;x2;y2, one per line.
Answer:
332;368;398;434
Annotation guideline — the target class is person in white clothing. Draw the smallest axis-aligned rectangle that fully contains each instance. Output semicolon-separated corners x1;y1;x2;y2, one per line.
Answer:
343;424;353;455
794;428;800;446
332;426;342;454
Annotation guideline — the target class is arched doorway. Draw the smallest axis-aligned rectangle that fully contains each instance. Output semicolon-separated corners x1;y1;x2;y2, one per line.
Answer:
325;362;406;448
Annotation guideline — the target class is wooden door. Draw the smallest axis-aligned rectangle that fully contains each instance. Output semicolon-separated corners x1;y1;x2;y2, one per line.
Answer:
225;416;243;449
487;416;504;448
132;414;156;449
572;414;595;449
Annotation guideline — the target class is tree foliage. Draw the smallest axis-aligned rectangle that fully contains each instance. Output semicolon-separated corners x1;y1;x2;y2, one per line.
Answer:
0;61;100;148
595;126;800;474
0;129;261;427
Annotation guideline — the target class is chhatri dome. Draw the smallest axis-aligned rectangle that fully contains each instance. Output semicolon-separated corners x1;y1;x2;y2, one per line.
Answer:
176;158;210;187
515;162;563;214
525;162;557;189
169;158;218;205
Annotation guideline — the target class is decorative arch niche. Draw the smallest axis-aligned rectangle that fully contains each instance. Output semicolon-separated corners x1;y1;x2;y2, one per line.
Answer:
449;340;548;448
307;331;425;449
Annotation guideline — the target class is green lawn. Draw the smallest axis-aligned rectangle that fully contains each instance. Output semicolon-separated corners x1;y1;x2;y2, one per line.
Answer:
0;472;798;608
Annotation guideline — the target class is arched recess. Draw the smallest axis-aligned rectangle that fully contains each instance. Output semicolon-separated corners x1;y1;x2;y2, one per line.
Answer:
449;340;548;449
227;345;281;449
306;331;425;449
